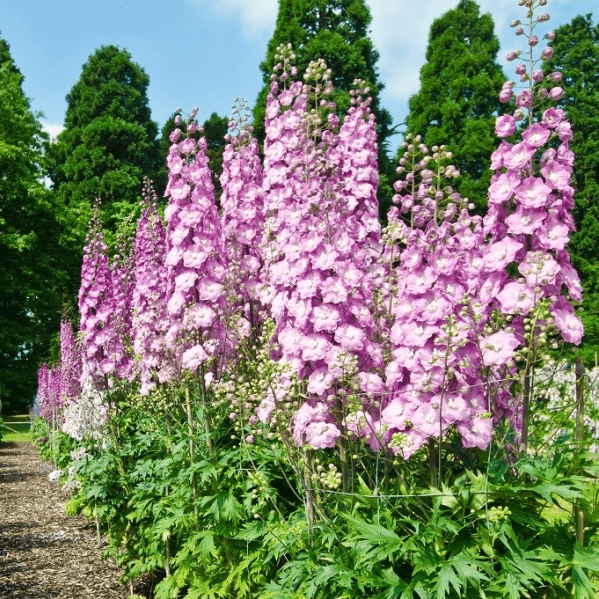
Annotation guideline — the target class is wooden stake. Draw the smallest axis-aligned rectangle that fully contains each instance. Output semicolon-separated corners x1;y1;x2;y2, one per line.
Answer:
574;356;585;546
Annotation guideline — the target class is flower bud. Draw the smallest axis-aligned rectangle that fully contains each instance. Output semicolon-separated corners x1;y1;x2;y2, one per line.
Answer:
528;36;539;47
510;19;521;27
506;50;520;61
499;88;513;103
515;27;524;36
545;31;556;41
549;71;562;82
515;63;527;75
536;88;549;101
541;47;554;61
549;86;564;101
532;70;544;82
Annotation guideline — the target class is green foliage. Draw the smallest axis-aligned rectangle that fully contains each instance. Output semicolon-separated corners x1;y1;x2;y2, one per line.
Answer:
48;45;161;264
543;14;599;360
0;32;65;413
254;0;395;217
402;0;506;212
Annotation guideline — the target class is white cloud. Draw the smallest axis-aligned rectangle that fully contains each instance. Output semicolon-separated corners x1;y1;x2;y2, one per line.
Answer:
191;0;278;39
41;121;64;141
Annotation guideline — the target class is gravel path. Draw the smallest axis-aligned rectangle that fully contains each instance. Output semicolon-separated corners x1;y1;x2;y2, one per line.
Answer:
0;442;134;599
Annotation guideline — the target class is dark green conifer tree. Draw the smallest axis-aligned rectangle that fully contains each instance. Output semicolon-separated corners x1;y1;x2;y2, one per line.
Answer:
0;33;65;412
544;14;599;359
49;45;161;249
403;0;506;211
254;0;395;216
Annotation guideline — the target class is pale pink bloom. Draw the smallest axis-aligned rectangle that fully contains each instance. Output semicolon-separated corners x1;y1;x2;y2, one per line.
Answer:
515;177;552;209
175;271;198;293
301;232;323;253
349;301;374;327
286;295;312;328
297;271;322;299
518;251;560;286
495;114;516;137
167;291;187;315
178;205;202;227
541;107;565;129
169;181;190;201
182;246;208;269
167;154;183;174
490;141;512;170
405;266;436;294
311;245;339;270
504;142;535;170
560;261;583;302
457;417;493;449
300;334;331;361
488;171;521;204
179;137;196;154
170;226;191;247
536;216;569;250
416;292;452;322
484;238;523;271
556;143;575;166
557;121;573;142
411;403;442;437
381;397;415;431
551;297;583;344
307;368;334;395
321;276;349;304
505;207;545;235
440;394;469;425
496;280;536;314
541;160;571;190
256;396;275;423
278;327;304;355
398;323;438;347
357;372;384;394
522;123;551;148
342;265;363;288
480;331;519;366
334;324;365;351
197;279;224;301
187;304;216;328
305;422;341;449
292;401;329;445
385;360;404;386
516;90;532;108
182;345;208;370
311;304;342;332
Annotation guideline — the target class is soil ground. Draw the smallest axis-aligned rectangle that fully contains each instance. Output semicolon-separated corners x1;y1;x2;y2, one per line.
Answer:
0;441;139;599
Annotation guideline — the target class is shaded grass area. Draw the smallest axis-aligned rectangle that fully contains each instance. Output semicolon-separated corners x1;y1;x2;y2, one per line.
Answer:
1;414;31;443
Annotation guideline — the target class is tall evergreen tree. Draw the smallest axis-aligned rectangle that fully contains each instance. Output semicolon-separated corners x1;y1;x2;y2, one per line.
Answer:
254;0;395;216
0;33;65;413
49;45;161;250
403;0;506;211
544;14;599;359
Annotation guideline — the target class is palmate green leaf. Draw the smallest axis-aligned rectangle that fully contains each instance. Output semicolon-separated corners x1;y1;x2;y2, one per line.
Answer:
523;482;582;503
436;563;461;599
572;565;596;599
572;544;599;574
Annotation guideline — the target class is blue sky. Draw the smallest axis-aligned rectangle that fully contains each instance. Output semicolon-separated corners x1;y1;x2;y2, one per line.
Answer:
2;0;595;153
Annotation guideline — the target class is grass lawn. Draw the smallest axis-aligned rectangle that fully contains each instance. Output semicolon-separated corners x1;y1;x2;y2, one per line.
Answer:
1;414;31;443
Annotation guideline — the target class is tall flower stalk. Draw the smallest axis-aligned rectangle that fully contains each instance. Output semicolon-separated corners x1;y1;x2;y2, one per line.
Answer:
487;0;582;449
